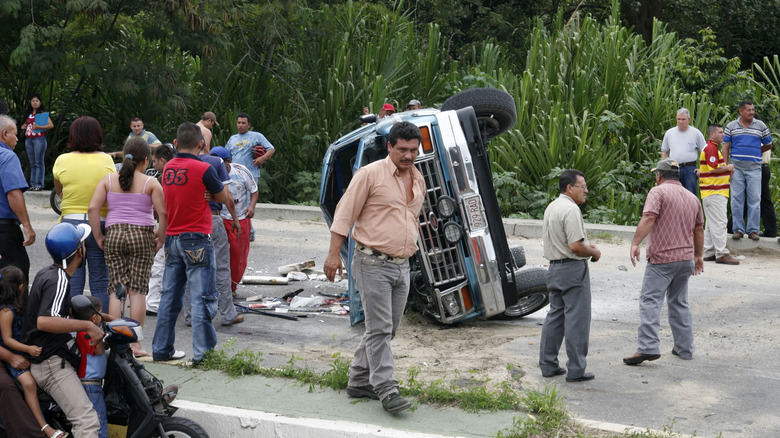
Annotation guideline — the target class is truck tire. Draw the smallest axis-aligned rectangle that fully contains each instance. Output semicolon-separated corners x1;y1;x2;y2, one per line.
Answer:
510;246;526;269
496;266;549;319
155;416;210;437
440;88;517;139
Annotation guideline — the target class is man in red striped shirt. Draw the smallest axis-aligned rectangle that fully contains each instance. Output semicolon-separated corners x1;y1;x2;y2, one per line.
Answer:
697;124;738;265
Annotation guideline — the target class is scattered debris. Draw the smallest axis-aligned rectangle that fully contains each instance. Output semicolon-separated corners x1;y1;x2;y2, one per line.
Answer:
241;275;289;285
618;265;627;271
278;259;315;275
286;271;308;281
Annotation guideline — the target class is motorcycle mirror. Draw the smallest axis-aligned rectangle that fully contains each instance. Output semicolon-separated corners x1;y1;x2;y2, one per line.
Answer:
114;283;127;301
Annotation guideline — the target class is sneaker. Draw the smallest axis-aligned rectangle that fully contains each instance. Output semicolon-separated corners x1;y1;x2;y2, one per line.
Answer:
171;350;186;360
748;232;760;241
381;393;411;413
732;231;744;240
716;254;740;265
346;385;379;400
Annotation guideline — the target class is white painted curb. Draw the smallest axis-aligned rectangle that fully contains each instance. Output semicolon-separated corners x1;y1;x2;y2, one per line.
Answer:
172;400;467;438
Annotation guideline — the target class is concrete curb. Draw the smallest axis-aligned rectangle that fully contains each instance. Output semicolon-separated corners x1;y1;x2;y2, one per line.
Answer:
173;400;466;438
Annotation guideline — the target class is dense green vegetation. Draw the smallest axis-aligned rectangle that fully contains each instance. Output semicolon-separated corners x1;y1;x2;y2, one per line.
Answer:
1;0;778;224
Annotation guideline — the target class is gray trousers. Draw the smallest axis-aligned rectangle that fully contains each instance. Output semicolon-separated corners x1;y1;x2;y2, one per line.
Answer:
348;251;409;401
539;260;591;379
702;194;730;258
636;260;695;359
185;216;237;324
31;355;100;438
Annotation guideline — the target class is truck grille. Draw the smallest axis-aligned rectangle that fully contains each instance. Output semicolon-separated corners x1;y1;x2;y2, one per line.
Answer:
415;156;467;286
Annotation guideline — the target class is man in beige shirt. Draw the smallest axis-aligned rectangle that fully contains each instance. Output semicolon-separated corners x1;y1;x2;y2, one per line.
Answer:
324;121;425;414
539;169;600;382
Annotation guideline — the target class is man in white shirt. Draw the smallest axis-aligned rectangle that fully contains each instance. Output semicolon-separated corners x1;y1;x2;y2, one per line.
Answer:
661;108;706;196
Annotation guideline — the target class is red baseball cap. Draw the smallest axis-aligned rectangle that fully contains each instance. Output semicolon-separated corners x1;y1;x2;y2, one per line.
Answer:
381;103;395;112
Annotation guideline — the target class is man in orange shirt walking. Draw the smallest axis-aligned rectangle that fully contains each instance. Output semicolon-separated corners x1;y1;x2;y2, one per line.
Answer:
324;122;425;414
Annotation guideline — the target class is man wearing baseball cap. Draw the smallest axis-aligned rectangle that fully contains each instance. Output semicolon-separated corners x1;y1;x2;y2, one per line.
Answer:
624;157;704;365
197;111;220;149
378;103;395;119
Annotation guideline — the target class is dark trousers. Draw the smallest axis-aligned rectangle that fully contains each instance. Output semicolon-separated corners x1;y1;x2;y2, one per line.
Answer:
761;164;777;236
0;222;30;282
0;363;46;437
727;164;778;236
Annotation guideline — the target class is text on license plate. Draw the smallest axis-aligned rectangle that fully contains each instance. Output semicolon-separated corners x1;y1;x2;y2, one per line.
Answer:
464;196;487;230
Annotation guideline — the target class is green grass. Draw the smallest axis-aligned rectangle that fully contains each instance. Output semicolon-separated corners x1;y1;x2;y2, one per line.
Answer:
587;231;624;245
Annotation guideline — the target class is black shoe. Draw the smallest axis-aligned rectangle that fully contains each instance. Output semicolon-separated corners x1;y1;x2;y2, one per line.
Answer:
671;348;678;356
346;385;379;400
623;353;661;365
146;310;157;316
381;393;411;413
542;367;567;378
703;255;716;262
759;232;777;238
566;373;595;382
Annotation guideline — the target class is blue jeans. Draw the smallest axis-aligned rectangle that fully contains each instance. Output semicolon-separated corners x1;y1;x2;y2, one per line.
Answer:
152;233;218;362
25;136;47;188
678;165;698;197
62;218;109;311
730;162;762;234
84;384;108;438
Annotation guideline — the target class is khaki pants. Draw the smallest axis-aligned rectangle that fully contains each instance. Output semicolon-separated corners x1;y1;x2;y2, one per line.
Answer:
30;355;100;438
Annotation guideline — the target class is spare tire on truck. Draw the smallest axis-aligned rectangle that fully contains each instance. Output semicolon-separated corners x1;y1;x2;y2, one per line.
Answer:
440;88;517;139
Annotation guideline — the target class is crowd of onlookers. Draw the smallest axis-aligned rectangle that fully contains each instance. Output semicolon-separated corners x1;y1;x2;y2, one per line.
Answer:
0;95;273;436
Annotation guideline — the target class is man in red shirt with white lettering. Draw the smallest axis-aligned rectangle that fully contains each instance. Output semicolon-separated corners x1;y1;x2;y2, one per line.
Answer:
624;158;704;365
152;122;233;364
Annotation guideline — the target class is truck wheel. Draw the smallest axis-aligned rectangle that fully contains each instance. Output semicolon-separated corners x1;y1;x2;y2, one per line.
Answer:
155;416;210;437
510;246;526;269
441;88;517;139
50;189;62;216
497;266;549;319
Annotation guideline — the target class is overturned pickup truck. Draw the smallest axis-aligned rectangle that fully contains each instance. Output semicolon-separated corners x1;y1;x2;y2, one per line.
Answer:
319;88;549;326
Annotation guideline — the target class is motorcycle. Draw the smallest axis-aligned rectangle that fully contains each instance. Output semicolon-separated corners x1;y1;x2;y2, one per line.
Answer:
4;294;210;437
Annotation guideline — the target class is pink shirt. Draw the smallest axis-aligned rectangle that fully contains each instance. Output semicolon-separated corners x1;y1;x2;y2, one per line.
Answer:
643;180;704;264
330;155;425;259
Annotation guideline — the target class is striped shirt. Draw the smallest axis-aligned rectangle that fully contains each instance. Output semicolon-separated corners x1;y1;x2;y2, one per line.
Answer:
126;129;162;145
698;141;729;199
723;119;772;163
643;180;704;264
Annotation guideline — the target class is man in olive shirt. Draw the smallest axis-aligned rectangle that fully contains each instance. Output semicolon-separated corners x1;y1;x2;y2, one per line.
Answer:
324;122;425;413
539;169;601;382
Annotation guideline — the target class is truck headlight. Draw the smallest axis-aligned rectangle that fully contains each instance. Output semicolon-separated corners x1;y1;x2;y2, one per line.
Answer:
443;221;463;244
441;293;460;316
437;196;456;218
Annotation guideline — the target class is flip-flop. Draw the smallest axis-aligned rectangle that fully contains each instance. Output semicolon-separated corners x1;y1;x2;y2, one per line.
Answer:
133;350;150;358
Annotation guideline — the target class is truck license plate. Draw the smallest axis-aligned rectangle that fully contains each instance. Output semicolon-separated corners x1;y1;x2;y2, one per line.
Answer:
464;196;487;230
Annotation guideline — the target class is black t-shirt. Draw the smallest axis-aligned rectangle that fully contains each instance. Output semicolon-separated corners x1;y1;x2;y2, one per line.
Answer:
22;264;73;362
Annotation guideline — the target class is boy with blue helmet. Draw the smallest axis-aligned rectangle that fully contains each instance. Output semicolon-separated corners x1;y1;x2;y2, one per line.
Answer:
22;223;103;437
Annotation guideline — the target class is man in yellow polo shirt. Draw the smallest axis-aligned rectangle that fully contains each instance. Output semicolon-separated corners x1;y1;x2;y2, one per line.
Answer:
698;124;739;265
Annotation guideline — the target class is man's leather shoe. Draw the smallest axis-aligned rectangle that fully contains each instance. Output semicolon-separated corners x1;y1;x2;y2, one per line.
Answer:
623;353;661;365
382;393;411;413
732;231;744;240
542;367;567;378
759;232;777;238
347;385;379;400
716;255;739;265
749;231;760;241
221;314;244;326
703;255;716;262
566;373;595;382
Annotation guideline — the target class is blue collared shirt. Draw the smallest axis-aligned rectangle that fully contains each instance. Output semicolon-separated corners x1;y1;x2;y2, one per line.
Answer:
0;142;28;219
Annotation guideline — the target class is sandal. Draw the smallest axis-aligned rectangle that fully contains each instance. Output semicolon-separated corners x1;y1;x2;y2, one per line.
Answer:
42;423;69;438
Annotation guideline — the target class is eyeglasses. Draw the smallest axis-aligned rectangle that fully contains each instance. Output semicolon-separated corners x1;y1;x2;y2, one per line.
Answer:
572;184;587;190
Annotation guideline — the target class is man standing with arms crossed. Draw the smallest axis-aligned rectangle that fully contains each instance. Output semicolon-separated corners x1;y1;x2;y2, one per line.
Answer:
324;122;425;413
624;158;703;365
698;124;738;265
0;115;35;281
539;169;600;382
723;101;773;241
152;122;233;364
661;108;707;196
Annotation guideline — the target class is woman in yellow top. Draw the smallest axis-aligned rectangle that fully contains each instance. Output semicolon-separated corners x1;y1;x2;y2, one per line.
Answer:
52;116;116;310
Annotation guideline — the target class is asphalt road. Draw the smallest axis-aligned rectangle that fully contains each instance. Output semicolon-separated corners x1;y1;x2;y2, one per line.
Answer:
20;195;780;437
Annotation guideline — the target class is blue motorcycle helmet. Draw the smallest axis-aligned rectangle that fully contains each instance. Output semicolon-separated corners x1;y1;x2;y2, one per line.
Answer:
45;222;91;269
